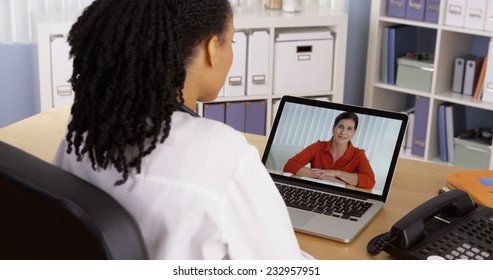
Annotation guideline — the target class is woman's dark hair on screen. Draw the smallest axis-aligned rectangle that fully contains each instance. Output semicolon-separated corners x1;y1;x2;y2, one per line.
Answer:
333;112;359;130
65;0;232;185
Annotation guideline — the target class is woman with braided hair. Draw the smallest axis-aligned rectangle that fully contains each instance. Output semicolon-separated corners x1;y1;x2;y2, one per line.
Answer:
53;0;307;259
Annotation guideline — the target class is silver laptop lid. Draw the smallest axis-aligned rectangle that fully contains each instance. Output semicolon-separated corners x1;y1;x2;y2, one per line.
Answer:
261;96;408;203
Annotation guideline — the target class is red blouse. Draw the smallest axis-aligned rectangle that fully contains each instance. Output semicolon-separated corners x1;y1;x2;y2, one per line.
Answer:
283;140;376;189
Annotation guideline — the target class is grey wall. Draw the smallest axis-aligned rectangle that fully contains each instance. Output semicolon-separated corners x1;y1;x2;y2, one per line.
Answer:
0;44;36;127
0;2;372;128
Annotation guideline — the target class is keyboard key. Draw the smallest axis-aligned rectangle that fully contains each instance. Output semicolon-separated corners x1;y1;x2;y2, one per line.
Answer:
276;182;371;221
285;201;314;212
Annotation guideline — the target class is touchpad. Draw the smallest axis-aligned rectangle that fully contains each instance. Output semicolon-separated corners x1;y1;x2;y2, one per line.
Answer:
288;208;315;228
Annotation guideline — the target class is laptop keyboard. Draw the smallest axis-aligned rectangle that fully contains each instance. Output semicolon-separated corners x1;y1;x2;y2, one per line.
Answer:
276;183;373;222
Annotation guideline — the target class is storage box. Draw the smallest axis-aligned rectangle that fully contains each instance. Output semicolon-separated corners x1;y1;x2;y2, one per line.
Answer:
224;31;247;97
424;0;441;23
273;28;333;95
387;0;407;18
453;138;491;170
406;0;425;21
445;0;466;27
247;30;269;96
396;57;434;92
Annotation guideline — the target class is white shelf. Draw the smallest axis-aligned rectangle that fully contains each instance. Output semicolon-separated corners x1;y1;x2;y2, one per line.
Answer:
202;4;348;135
364;0;493;169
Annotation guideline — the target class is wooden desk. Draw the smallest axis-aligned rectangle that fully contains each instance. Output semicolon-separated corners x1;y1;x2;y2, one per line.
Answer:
0;105;470;259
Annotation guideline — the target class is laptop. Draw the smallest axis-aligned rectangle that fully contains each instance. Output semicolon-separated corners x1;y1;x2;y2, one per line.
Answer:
262;96;408;243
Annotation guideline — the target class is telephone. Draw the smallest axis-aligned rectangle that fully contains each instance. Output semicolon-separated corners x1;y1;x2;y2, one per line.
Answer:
367;189;493;260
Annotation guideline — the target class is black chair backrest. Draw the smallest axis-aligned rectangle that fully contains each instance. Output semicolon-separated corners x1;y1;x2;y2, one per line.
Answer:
0;141;149;260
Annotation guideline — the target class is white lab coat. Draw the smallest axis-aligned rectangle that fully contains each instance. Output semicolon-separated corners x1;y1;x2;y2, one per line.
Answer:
53;111;306;259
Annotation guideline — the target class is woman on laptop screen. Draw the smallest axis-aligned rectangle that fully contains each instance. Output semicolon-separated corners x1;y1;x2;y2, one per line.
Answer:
283;111;376;189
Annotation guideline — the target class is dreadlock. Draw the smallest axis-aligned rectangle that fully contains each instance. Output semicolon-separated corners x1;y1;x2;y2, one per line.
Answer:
65;0;232;185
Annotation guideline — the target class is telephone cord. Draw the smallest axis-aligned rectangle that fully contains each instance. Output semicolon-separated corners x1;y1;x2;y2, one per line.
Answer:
367;232;396;256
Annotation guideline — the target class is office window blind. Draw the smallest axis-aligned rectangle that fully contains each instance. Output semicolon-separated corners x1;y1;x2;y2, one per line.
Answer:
0;0;95;44
272;103;396;163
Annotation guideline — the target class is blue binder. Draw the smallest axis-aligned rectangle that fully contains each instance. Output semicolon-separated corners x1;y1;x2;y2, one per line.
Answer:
424;0;441;23
387;25;417;84
406;0;426;21
411;96;430;157
437;103;448;162
387;0;407;18
381;27;389;83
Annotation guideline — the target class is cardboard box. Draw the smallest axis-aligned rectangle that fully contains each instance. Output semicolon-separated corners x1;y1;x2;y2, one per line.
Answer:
396;57;434;92
273;28;333;95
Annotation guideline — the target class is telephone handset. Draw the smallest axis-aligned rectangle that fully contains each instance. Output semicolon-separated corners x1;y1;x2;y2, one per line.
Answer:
368;189;493;260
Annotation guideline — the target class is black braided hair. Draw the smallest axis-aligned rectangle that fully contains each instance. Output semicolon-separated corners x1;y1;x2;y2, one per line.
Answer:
65;0;232;185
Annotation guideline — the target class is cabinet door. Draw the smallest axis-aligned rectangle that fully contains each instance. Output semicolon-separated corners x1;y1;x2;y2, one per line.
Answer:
50;35;74;107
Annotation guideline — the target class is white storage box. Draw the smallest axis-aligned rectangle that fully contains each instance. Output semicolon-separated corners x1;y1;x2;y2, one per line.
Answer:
273;28;334;95
224;31;247;97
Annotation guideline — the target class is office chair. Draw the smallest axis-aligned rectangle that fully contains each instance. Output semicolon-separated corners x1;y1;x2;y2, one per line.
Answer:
0;141;149;260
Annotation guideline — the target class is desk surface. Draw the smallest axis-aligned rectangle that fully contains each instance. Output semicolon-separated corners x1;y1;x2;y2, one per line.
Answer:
0;105;470;259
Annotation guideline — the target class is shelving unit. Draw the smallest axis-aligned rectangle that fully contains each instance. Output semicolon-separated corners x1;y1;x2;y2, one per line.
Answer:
364;0;493;169
199;5;348;135
32;6;348;136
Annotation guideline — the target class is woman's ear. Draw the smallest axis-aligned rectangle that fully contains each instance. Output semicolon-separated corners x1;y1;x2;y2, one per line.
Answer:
206;35;220;68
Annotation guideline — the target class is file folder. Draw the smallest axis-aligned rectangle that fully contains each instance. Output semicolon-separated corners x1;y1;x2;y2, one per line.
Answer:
247;31;269;96
203;103;225;123
406;0;426;21
452;55;474;93
50;35;74;107
463;57;483;96
424;0;441;23
464;0;487;30
405;110;415;151
224;31;247;97
401;107;415;152
447;170;493;207
437;103;448;162
411;96;429;157
381;27;389;83
445;0;466;27
482;39;493;103
245;101;266;135
225;102;246;132
387;25;417;85
445;103;466;163
387;0;407;18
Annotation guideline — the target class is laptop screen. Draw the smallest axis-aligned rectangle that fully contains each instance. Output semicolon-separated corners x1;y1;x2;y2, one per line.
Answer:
262;96;408;201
